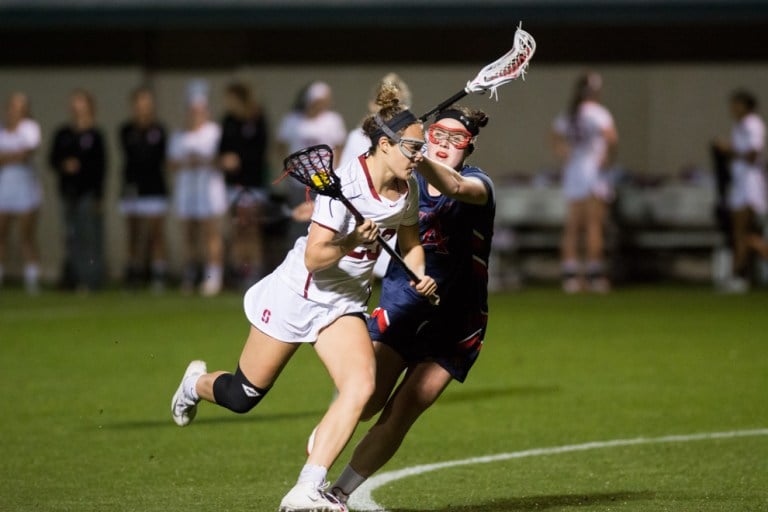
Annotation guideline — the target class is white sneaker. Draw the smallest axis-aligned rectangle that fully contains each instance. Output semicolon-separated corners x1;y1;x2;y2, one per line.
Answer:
279;481;347;512
719;277;750;294
171;360;207;426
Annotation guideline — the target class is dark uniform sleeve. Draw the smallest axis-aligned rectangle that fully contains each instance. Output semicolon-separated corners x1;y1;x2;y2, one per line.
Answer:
48;127;67;175
91;129;107;199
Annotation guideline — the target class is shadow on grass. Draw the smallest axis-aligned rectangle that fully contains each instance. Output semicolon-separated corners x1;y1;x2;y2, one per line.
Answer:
390;490;655;511
103;409;325;430
439;385;561;405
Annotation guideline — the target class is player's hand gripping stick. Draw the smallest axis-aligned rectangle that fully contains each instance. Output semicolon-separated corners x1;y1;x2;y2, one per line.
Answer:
281;144;440;306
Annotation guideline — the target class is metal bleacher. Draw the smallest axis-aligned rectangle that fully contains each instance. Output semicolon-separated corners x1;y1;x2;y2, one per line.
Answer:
492;179;723;285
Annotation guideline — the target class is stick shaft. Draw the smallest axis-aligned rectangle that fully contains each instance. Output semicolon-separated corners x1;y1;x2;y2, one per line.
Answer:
418;88;469;122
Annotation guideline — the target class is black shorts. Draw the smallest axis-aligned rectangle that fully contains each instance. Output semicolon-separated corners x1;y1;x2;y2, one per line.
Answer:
368;295;487;383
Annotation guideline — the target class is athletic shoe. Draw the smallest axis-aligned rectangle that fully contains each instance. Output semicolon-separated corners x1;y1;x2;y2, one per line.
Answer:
329;486;350;506
589;276;611;294
718;277;750;294
171;360;207;427
562;276;583;294
278;481;347;512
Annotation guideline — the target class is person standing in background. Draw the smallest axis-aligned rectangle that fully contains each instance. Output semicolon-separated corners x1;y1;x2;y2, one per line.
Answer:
218;81;269;289
168;80;225;296
49;89;107;292
0;92;42;294
119;87;169;292
714;89;768;293
276;81;347;244
552;72;618;293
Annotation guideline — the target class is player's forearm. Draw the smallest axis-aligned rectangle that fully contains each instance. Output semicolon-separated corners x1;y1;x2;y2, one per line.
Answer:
417;157;462;196
304;236;359;273
401;244;426;279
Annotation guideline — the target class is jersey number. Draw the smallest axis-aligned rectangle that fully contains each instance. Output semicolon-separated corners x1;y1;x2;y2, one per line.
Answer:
347;228;396;260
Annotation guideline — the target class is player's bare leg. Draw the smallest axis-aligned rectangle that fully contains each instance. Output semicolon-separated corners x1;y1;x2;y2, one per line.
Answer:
561;200;586;292
308;315;376;470
200;216;224;296
332;362;452;501
360;342;407;421
18;210;40;294
197;324;299;402
147;215;167;291
181;219;199;293
0;213;10;286
586;197;610;292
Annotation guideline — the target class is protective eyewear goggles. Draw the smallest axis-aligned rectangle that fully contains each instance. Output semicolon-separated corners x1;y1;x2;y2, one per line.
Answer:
397;137;426;160
428;123;473;149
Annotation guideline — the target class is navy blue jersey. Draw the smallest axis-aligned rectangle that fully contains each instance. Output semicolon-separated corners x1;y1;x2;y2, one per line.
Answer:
370;166;495;382
383;166;494;312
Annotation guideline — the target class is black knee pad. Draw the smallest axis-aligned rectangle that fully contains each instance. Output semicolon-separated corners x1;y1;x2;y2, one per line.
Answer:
212;366;270;414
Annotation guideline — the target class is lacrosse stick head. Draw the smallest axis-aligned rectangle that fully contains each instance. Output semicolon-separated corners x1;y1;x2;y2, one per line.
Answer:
466;24;536;100
282;144;341;197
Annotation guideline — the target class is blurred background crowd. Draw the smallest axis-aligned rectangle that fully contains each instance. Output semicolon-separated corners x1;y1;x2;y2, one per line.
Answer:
1;0;767;296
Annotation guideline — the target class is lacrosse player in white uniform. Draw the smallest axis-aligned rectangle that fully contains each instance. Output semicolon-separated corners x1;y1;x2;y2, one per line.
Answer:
340;74;412;279
0;92;42;293
168;80;226;296
552;71;618;293
714;89;768;292
171;84;437;512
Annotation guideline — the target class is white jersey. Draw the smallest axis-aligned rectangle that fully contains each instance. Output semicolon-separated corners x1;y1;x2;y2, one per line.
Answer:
728;112;767;215
0;118;42;213
553;102;615;200
168;121;226;218
339;127;371;168
277;110;347;154
274;155;419;310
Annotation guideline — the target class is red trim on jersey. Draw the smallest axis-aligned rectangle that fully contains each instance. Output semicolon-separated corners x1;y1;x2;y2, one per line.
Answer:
312;220;339;234
358;155;381;201
303;272;313;299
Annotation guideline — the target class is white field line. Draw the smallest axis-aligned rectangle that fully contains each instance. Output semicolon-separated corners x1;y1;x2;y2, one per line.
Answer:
348;428;768;511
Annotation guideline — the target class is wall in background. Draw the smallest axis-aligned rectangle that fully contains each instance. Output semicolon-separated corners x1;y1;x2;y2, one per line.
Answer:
1;62;766;280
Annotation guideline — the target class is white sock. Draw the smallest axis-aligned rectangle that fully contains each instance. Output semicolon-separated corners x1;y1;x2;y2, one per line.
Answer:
298;464;328;487
561;259;580;276
24;263;39;284
184;373;201;401
332;465;367;500
205;264;222;282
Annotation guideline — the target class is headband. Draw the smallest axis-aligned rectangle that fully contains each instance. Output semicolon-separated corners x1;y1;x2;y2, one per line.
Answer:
435;109;481;136
370;110;418;143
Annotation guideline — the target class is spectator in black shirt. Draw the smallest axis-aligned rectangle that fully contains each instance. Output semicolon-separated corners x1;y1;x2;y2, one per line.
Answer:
119;87;169;291
218;81;270;287
49;89;107;291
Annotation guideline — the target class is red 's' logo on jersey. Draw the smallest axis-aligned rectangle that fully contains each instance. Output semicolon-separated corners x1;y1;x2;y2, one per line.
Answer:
261;309;271;323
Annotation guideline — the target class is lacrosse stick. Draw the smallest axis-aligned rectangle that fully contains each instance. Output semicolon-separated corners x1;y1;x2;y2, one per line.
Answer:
281;144;440;305
418;24;536;122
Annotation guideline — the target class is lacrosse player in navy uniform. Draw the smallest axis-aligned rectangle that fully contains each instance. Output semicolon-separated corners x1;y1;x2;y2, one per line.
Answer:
330;106;495;504
171;84;437;512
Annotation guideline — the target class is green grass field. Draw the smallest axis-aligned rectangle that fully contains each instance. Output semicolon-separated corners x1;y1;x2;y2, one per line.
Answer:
1;286;766;511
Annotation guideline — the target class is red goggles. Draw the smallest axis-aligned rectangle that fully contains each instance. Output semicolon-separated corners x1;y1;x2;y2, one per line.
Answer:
428;123;473;149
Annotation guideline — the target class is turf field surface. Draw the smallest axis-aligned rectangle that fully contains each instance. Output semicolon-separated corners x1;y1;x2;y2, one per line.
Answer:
0;286;766;511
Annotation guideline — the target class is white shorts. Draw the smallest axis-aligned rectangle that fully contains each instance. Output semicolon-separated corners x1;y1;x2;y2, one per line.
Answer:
243;272;366;343
0;165;42;213
174;169;227;219
120;196;169;216
563;166;613;201
729;166;767;215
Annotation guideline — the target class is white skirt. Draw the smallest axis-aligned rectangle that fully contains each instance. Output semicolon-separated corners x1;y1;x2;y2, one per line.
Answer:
0;165;42;213
243;272;366;343
729;165;767;215
174;169;227;219
120;196;169;216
